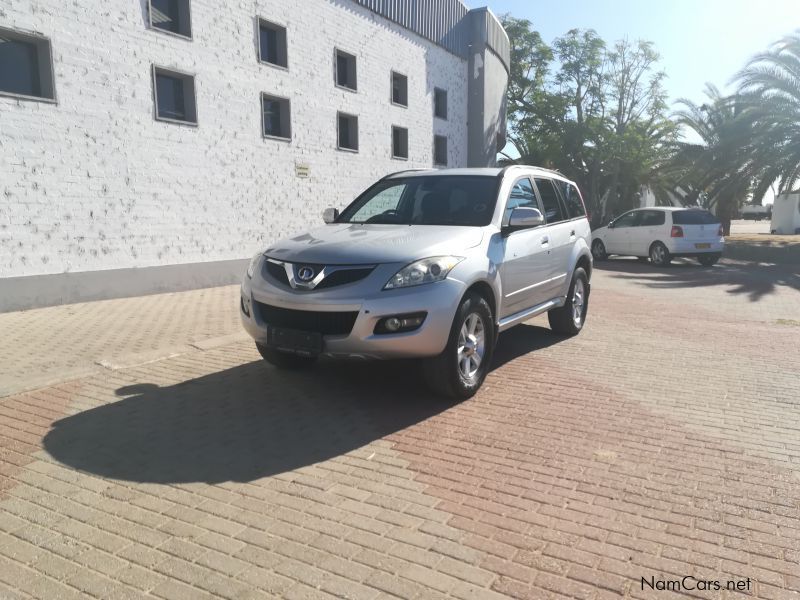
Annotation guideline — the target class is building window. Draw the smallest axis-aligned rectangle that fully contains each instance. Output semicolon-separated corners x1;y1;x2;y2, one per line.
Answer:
261;94;290;140
0;27;56;101
337;112;358;152
391;71;408;107
149;0;192;39
335;49;357;91
433;135;447;166
392;126;408;160
258;19;287;68
434;88;447;120
152;66;197;125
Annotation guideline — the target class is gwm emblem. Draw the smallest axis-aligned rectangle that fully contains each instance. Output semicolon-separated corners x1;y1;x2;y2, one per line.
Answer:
297;266;316;281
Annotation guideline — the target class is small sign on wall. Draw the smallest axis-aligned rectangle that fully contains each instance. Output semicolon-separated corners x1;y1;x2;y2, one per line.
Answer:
295;163;310;178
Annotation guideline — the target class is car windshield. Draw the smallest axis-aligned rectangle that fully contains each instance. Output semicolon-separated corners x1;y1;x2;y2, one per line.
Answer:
672;210;720;225
337;175;498;226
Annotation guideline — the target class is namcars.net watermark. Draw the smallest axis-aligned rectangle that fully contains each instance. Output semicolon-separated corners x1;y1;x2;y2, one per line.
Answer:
642;575;752;593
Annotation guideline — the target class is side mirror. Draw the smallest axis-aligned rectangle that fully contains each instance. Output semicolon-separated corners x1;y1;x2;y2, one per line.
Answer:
322;207;339;224
607;221;615;229
507;207;544;230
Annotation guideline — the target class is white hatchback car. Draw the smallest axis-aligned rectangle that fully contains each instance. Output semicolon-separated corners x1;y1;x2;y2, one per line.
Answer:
591;207;724;266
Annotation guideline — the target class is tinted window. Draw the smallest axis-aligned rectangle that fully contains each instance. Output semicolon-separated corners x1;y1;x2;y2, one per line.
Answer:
535;178;566;223
672;210;720;225
639;210;665;226
613;211;639;227
155;73;186;120
557;181;586;219
0;38;40;97
339;176;497;226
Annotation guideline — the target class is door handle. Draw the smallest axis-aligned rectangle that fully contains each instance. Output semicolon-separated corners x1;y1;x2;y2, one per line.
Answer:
570;230;576;237
541;237;549;245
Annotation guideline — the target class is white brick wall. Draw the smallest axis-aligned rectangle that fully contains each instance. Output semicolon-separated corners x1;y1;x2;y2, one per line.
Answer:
0;0;468;278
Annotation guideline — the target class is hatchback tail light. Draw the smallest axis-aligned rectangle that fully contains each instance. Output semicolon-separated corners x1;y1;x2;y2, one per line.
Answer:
670;226;684;238
718;224;724;236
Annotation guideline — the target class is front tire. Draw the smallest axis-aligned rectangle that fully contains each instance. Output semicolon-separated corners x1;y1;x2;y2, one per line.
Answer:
256;343;318;369
423;292;495;399
591;239;608;261
649;242;671;267
698;253;720;267
548;267;589;336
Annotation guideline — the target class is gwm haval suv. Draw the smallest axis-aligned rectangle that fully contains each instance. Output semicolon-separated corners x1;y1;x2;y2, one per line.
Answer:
241;167;593;398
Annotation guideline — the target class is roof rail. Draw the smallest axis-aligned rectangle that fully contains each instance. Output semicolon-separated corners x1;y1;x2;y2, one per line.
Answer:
381;168;430;180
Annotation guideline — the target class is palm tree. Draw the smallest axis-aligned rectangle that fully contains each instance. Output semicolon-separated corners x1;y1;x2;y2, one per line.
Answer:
736;32;800;201
670;85;754;234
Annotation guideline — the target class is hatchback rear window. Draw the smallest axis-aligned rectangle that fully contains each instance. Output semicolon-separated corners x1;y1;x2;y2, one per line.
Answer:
672;210;719;225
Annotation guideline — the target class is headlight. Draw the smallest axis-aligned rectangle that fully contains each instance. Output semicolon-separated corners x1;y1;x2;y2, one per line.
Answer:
246;253;262;279
384;256;464;290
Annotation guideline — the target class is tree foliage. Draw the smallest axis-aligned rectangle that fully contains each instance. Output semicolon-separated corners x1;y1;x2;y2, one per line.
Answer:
501;18;800;231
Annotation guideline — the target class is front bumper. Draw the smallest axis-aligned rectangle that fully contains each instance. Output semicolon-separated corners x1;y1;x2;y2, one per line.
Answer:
240;262;464;359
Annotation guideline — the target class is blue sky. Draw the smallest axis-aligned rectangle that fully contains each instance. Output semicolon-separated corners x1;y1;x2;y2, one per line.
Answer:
481;0;798;108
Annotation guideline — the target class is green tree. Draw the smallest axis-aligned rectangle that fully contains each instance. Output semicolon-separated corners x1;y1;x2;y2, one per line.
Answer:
736;32;800;201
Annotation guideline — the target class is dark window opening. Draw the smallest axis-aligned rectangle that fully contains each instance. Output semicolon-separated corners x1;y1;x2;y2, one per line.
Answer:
434;87;447;120
392;126;408;159
258;19;287;68
262;94;290;139
153;67;196;124
433;135;447;166
0;28;55;100
391;71;408;106
338;112;358;151
335;50;357;91
556;180;586;219
149;0;192;38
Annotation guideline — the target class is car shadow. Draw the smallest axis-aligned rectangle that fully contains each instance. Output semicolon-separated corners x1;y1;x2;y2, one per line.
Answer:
43;325;564;484
595;258;800;302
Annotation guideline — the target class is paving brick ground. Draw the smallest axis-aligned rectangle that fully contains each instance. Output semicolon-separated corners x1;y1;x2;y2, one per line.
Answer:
1;258;799;599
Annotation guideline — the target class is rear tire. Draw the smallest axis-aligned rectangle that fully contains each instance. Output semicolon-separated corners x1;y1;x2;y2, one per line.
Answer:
548;267;589;336
649;242;671;267
422;292;495;399
591;239;608;261
256;343;318;369
698;253;720;267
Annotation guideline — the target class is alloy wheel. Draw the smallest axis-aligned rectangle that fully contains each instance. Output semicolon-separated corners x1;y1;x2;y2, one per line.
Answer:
457;313;485;380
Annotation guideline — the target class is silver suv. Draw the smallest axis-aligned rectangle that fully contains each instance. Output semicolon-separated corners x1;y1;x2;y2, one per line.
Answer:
241;166;593;398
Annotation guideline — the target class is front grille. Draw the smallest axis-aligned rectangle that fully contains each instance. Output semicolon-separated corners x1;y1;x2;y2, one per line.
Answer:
315;267;374;289
255;302;358;335
264;261;290;286
263;260;374;291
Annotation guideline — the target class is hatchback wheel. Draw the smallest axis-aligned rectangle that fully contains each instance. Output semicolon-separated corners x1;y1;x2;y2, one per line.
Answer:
423;292;495;399
591;239;608;261
697;253;720;267
548;267;589;336
649;242;671;267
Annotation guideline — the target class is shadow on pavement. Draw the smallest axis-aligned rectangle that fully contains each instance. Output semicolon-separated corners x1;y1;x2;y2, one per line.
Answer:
596;258;800;302
43;325;563;484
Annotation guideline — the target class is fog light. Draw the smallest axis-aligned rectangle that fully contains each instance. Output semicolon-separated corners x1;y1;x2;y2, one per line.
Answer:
241;296;251;317
374;312;427;334
385;317;402;331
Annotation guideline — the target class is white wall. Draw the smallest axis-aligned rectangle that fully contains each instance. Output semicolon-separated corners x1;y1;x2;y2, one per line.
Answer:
0;0;468;278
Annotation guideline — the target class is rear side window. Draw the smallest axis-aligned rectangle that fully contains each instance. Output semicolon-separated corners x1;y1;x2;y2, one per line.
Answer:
639;210;665;226
534;178;566;223
672;210;719;225
556;181;586;219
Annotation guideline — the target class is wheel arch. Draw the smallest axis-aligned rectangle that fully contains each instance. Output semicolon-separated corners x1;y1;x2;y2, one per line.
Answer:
464;280;497;322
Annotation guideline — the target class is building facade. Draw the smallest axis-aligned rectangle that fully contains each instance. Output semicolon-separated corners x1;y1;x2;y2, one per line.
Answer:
0;0;509;310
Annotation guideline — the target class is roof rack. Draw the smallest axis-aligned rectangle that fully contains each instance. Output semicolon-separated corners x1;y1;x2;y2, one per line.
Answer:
381;168;430;180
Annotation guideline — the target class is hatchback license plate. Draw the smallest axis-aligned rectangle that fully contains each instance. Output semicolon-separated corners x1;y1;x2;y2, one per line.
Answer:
695;243;711;249
267;326;322;356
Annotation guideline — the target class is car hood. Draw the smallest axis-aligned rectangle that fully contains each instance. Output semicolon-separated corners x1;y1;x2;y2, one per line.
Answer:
263;224;485;265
